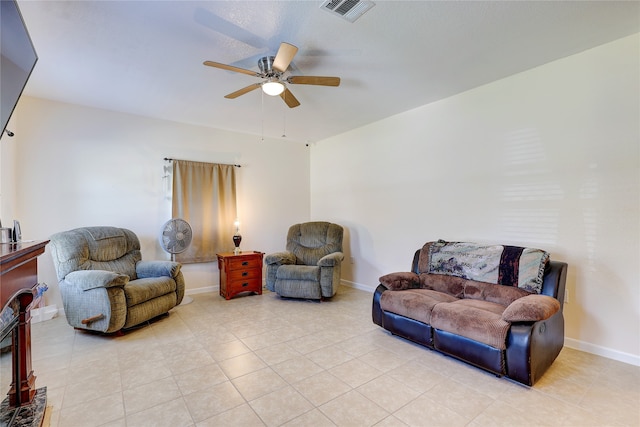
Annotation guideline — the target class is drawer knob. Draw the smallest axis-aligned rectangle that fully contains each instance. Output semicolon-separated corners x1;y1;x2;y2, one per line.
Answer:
242;261;249;266
242;272;248;277
242;282;249;287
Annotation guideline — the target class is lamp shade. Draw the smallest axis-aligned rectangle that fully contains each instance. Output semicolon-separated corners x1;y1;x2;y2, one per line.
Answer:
262;80;285;96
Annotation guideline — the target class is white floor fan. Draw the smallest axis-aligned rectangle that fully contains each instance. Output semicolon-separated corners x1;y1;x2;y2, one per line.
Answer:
159;218;193;305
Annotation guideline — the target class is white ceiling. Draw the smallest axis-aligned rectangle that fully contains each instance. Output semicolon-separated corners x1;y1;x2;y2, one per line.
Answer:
17;1;640;143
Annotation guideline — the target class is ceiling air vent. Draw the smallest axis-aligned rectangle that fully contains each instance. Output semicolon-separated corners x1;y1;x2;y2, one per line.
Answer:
320;0;375;23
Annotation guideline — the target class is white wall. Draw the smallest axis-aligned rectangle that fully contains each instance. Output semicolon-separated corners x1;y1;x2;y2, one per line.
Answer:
5;97;310;310
311;34;640;364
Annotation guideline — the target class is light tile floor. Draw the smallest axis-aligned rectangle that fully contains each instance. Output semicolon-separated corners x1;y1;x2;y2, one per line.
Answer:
6;287;640;426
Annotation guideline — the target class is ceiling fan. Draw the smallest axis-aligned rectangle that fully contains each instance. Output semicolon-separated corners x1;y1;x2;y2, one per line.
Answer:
203;42;340;108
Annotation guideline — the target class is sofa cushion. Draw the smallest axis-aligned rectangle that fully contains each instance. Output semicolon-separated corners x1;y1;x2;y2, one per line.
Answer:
502;294;560;322
420;273;465;298
380;272;420;291
83;227;141;280
430;299;511;350
276;265;320;281
84;227;129;261
380;289;458;325
463;280;532;306
124;276;176;306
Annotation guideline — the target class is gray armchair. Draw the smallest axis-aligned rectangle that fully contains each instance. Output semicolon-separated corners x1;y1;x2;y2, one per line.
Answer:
49;226;185;333
265;222;344;300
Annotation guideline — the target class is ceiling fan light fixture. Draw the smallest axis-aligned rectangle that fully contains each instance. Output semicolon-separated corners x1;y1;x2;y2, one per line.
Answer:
204;41;340;108
262;79;285;96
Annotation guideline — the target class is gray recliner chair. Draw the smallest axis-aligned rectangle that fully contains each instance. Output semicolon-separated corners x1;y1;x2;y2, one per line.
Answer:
265;221;344;300
49;226;185;333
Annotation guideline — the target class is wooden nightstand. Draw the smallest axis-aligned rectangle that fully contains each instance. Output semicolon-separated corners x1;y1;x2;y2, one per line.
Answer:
216;251;264;300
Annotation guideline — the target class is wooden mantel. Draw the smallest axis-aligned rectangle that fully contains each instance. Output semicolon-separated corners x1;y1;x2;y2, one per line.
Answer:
0;240;49;408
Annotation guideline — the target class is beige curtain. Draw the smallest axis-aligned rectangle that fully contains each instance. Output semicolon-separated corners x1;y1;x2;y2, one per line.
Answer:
172;160;237;263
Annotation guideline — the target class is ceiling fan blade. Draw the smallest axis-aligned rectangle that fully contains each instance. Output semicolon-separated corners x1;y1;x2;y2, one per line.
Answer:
287;76;341;87
203;61;258;77
280;88;300;108
272;42;298;73
225;83;262;99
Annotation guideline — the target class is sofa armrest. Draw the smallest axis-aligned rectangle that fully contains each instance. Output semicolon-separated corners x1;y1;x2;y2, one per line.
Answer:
318;252;344;267
379;272;420;291
265;251;296;265
65;270;129;291
502;294;560;322
136;260;181;279
506;310;564;385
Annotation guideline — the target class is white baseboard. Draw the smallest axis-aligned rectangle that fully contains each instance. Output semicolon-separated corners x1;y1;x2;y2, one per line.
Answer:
341;280;640;367
184;285;217;295
564;337;640;367
341;279;375;293
186;280;374;295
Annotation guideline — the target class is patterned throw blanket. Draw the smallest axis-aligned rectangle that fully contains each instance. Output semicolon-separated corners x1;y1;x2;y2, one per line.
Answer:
427;240;549;294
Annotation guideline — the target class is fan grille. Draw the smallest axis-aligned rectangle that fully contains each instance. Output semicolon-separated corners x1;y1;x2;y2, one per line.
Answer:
160;219;192;255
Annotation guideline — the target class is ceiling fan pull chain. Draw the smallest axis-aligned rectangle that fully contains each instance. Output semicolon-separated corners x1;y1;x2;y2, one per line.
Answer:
282;109;286;138
261;89;265;142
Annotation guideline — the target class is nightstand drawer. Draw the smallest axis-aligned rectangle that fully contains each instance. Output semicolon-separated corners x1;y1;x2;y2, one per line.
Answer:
227;277;262;294
228;268;261;281
228;256;262;271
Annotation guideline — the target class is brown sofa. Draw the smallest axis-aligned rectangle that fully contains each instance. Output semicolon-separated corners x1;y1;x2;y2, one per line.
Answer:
372;240;567;386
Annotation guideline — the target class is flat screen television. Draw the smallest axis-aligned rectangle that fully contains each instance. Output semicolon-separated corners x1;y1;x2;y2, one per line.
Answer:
1;0;38;137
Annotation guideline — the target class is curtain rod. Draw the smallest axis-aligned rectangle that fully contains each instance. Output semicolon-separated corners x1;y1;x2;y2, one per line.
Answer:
164;157;241;167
